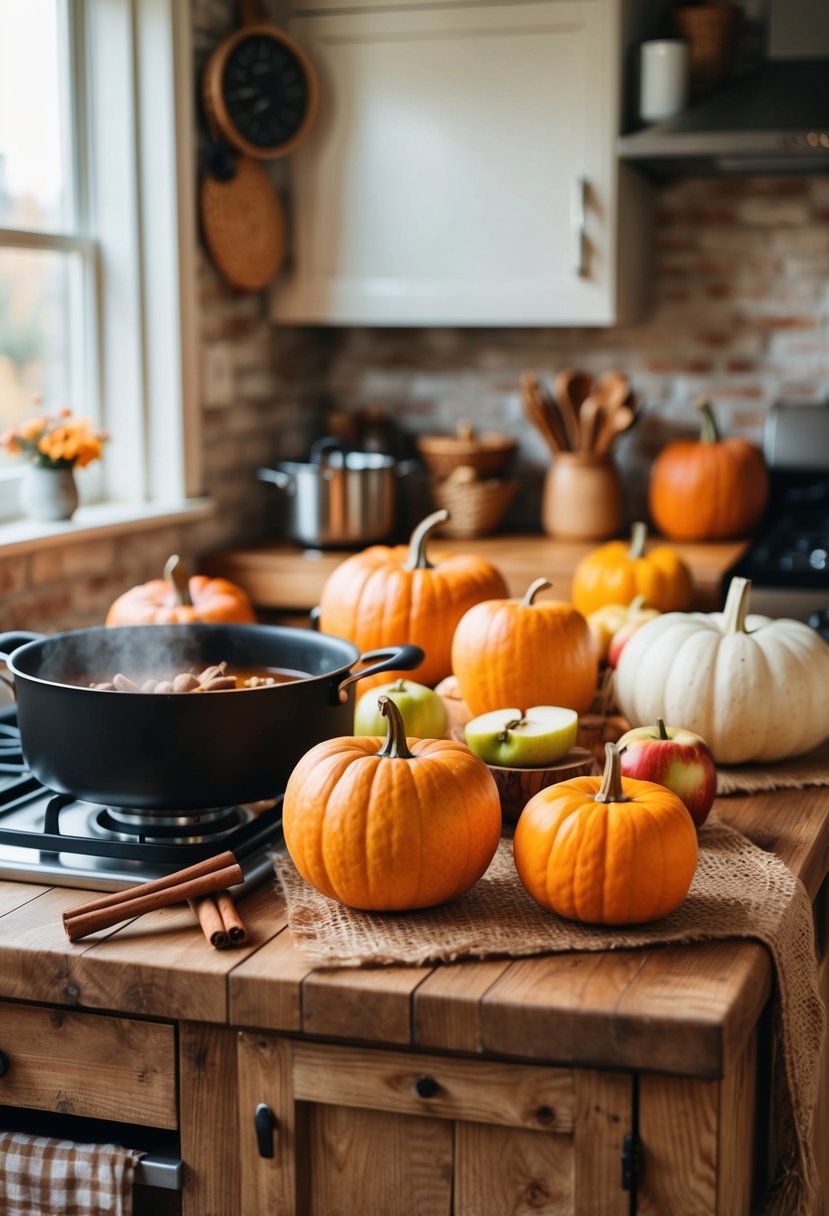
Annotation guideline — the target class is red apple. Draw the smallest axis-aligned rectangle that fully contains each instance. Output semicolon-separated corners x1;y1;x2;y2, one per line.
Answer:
606;608;660;668
617;718;717;828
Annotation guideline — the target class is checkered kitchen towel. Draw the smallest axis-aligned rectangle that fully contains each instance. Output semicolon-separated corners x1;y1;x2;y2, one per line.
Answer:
0;1132;143;1216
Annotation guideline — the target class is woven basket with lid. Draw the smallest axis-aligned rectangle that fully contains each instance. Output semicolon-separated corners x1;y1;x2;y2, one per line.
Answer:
417;420;517;479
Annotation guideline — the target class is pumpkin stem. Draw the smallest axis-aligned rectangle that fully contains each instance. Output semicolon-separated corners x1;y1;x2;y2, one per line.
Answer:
628;594;648;614
164;554;192;607
375;695;416;760
522;578;552;606
695;397;720;444
594;742;630;804
656;717;670;740
404;510;449;571
628;521;648;560
721;576;752;635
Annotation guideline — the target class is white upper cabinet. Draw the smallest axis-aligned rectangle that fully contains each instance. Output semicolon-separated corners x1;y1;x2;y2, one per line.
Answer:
272;1;649;326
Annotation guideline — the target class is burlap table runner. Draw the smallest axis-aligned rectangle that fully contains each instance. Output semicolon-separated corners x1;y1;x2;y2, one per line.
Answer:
275;823;825;1215
717;739;829;796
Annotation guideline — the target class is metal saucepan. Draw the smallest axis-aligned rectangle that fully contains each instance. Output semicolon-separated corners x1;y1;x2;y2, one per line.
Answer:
257;437;416;548
0;626;423;812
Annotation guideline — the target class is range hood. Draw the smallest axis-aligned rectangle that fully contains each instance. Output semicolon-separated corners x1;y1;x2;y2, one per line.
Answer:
618;0;829;176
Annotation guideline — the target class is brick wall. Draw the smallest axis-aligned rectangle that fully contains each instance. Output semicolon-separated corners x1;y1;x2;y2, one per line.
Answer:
1;0;827;632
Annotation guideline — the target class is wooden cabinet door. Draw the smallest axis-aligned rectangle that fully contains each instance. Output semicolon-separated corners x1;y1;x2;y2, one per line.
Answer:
273;1;626;326
236;1033;632;1215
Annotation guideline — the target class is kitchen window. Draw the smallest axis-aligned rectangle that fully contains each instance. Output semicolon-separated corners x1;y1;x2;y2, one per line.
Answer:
0;0;200;527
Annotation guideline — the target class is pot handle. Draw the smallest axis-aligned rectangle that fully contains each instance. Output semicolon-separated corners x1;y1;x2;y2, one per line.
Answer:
336;644;425;704
0;631;43;695
256;467;293;491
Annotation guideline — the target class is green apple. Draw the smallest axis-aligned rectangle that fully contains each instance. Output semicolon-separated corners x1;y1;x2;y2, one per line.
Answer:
354;679;448;739
464;706;578;768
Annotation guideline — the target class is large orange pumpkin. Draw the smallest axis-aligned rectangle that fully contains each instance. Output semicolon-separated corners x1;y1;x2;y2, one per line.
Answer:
648;398;769;540
282;695;502;910
106;555;256;626
451;578;598;716
571;521;693;617
513;742;698;924
318;510;508;688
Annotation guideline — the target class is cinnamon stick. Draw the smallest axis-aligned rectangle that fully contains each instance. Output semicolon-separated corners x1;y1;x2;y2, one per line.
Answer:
62;851;239;919
63;860;243;943
189;895;229;949
215;890;247;944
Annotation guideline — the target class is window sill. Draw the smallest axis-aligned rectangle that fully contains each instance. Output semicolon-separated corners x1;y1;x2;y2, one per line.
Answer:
0;498;214;556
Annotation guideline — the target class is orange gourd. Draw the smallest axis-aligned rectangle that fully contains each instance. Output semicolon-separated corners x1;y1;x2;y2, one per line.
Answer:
451;578;598;717
648;397;769;540
572;521;693;617
513;742;698;924
282;695;501;910
106;555;256;626
318;510;508;688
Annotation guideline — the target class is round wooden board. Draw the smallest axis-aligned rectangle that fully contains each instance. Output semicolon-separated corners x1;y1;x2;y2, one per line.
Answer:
449;730;596;823
200;156;286;292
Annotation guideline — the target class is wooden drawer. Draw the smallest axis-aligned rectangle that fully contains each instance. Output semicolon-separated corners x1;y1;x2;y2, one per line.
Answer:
0;1002;177;1129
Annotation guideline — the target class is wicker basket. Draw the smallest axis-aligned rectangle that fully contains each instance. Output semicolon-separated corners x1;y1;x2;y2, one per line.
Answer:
417;420;517;479
432;467;517;538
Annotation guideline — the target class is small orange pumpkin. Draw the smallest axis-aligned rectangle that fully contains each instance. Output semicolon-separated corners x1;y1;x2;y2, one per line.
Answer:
282;696;502;910
648;397;769;540
318;510;508;688
451;578;598;717
513;742;698;924
572;522;693;617
106;555;256;626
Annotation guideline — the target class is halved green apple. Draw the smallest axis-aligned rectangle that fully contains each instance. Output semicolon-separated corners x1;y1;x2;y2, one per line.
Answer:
464;706;578;768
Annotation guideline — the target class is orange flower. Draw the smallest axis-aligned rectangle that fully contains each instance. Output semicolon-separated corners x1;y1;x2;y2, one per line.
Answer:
1;406;108;470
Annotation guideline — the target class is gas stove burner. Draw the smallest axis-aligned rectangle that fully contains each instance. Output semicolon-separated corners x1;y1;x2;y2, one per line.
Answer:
95;804;247;843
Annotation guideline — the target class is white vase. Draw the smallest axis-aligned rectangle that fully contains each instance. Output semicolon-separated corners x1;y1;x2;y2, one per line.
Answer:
20;464;79;522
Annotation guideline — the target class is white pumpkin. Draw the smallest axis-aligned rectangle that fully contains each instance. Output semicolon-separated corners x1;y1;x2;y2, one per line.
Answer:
613;576;829;764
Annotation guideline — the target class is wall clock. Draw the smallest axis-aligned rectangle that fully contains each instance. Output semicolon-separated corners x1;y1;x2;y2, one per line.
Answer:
202;4;318;160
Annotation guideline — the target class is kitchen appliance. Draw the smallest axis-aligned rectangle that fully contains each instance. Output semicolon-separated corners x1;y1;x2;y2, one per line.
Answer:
257;437;415;549
724;400;829;625
619;0;829;175
0;625;420;811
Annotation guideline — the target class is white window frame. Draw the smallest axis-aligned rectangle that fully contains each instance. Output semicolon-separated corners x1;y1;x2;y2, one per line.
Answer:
0;0;201;526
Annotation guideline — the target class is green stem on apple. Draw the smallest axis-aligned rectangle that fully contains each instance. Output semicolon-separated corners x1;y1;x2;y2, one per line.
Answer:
655;718;670;740
628;521;648;560
522;578;551;607
721;576;752;635
390;679;408;693
594;742;630;804
375;695;416;760
403;510;449;571
695;396;720;444
497;716;525;743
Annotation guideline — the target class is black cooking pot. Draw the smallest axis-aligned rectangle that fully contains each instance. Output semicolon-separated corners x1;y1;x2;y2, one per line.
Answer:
0;626;423;812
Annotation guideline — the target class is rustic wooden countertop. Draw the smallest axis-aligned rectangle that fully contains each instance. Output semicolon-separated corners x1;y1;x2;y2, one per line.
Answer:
202;535;749;615
0;776;826;1083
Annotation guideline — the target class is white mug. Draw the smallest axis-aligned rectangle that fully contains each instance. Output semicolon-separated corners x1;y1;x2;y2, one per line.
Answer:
639;39;689;123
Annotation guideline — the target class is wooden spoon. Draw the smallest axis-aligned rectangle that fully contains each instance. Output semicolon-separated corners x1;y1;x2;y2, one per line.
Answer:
594;404;636;455
520;373;566;457
578;396;605;452
554;370;592;451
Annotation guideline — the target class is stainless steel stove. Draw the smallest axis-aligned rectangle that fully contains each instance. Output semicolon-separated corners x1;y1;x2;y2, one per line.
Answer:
0;703;281;891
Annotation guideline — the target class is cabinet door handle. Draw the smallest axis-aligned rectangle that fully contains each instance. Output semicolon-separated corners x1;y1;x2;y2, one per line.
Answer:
571;176;587;277
0;1050;8;1078
254;1103;277;1158
414;1074;439;1099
